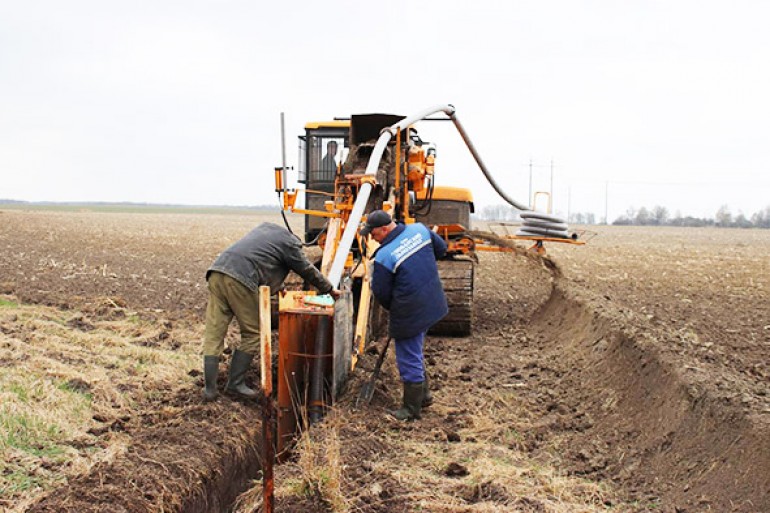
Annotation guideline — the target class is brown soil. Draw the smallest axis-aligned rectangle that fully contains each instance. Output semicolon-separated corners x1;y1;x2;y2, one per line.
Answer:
2;212;768;512
26;388;263;513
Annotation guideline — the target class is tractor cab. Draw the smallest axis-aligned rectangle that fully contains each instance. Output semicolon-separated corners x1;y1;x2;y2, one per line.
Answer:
298;121;350;242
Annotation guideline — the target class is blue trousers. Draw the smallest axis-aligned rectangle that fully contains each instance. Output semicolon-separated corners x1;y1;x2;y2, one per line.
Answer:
394;332;425;383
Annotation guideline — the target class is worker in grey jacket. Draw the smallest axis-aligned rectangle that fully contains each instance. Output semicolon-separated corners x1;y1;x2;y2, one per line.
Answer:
202;222;339;401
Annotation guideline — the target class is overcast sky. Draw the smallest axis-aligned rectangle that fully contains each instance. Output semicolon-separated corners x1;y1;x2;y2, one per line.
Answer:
1;1;769;221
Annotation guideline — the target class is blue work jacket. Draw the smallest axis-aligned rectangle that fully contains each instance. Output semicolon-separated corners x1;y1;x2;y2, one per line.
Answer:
371;223;449;339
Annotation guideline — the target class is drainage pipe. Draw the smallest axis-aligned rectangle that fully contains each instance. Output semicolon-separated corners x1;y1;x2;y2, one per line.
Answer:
326;104;571;287
448;111;530;212
447;110;571;233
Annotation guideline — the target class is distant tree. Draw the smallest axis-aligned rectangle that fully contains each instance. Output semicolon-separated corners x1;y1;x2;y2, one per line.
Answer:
615;204;770;229
479;204;518;221
751;206;770;228
569;212;597;225
613;206;637;225
715;205;732;227
635;206;651;225
734;212;753;228
651;205;669;225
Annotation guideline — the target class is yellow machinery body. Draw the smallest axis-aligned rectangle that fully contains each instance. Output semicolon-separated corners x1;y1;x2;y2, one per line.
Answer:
271;112;585;453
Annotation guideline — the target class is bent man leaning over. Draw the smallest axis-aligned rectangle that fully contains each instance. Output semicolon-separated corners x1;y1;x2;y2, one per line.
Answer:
202;222;339;401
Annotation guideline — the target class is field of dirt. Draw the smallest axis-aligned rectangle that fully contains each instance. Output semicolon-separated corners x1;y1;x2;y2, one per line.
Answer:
1;209;768;512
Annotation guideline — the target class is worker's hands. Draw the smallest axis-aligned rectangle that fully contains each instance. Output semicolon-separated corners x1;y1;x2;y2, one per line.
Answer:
329;289;342;300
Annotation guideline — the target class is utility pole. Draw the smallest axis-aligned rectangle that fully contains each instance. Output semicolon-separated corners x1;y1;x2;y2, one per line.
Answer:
604;181;609;225
549;159;554;214
528;159;533;208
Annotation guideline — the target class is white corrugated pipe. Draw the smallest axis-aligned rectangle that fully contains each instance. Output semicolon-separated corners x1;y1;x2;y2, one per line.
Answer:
326;105;457;287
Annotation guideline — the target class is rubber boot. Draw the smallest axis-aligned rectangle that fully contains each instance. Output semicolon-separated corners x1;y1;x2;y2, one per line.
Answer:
391;382;424;421
422;372;433;408
202;355;220;402
226;349;258;399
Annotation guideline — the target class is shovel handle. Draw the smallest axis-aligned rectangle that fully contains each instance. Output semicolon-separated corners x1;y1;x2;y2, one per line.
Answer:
357;338;392;406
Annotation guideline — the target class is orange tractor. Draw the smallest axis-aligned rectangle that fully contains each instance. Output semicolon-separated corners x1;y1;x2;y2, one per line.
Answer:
271;105;584;452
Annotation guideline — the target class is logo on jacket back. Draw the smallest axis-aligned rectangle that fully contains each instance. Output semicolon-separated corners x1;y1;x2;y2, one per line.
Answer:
391;231;430;270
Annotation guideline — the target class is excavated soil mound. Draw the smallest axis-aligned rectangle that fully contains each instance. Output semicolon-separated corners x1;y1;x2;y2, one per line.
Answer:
524;284;769;512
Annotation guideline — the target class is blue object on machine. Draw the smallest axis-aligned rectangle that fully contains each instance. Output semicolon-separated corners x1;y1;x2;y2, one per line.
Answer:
303;294;335;307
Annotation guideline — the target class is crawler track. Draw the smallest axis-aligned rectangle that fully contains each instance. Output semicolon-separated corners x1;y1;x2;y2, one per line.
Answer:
431;258;474;337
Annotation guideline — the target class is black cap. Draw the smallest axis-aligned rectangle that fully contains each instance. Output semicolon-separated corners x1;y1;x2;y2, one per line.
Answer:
360;210;392;236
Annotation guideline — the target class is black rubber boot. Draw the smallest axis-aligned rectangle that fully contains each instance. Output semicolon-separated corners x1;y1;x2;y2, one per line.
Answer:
202;355;220;402
422;372;433;408
391;382;424;421
226;349;258;399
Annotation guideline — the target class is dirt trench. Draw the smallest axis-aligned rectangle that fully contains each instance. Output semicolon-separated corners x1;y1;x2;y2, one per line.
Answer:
25;382;265;513
523;283;770;512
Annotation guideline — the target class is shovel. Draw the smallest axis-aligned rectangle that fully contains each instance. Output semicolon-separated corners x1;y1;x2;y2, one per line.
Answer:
356;338;392;407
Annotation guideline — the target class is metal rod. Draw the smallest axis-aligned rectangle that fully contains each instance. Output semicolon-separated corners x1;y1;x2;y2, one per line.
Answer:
529;159;533;208
550;159;554;214
308;315;330;424
280;112;287;194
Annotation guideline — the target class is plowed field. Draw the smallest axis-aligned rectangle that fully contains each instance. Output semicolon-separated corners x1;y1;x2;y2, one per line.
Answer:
1;209;768;513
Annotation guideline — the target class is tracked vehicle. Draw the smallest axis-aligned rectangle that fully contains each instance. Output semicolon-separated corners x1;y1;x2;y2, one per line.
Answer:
294;113;476;337
271;105;579;451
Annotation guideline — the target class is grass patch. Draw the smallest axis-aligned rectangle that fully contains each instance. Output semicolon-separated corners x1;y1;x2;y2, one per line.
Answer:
57;380;94;403
8;383;29;403
0;469;51;496
0;297;18;307
0;409;65;458
0;299;201;508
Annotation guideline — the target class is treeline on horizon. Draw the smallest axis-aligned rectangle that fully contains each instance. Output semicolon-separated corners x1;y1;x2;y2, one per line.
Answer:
476;204;770;229
611;204;770;228
0;199;280;210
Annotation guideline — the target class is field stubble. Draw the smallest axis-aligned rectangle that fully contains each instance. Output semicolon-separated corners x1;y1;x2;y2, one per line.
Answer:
1;210;768;512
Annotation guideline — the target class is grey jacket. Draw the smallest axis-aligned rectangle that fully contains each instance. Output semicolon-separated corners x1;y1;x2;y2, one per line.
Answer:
207;223;333;294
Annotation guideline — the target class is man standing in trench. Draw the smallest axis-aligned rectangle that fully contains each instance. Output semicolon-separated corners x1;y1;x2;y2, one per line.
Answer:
202;222;339;401
363;210;448;421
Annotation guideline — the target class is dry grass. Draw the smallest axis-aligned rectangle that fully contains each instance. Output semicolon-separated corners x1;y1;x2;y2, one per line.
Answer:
0;294;200;509
233;389;622;513
234;412;350;513
367;392;617;513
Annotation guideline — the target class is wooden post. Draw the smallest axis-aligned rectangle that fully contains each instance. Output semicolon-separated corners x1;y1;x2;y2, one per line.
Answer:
320;218;340;277
352;265;372;370
259;285;274;513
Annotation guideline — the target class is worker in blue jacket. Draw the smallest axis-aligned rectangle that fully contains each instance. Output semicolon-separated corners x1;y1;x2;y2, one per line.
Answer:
362;210;448;420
